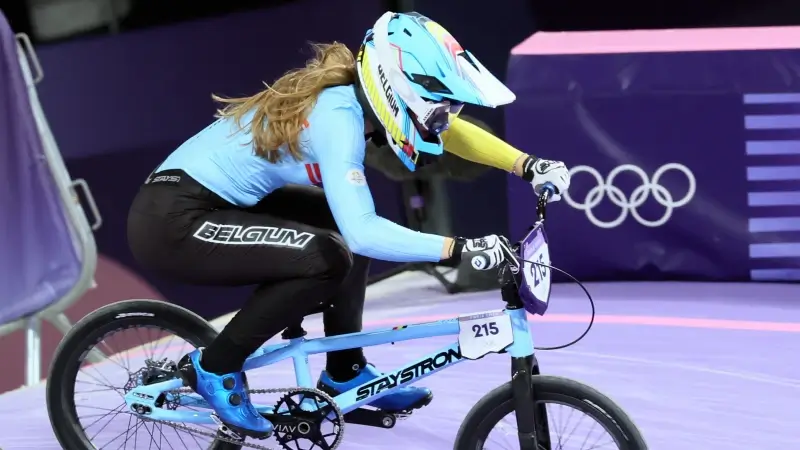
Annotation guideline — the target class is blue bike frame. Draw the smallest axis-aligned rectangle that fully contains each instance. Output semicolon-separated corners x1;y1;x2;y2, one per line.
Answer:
123;307;536;425
121;186;558;450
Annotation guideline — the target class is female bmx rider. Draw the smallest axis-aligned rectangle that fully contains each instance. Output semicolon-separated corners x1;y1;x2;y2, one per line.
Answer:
126;11;571;440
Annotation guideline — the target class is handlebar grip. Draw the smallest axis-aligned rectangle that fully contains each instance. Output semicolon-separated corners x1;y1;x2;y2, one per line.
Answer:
470;254;490;271
540;182;556;199
536;182;556;221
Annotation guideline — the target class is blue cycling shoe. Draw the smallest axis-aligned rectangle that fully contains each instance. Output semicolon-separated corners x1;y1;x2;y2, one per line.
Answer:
177;349;272;439
316;364;433;412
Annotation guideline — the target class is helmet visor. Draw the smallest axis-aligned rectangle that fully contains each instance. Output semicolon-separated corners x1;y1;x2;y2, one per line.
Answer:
422;102;464;135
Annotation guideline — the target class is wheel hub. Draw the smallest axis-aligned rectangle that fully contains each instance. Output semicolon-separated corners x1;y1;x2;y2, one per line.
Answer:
123;358;181;410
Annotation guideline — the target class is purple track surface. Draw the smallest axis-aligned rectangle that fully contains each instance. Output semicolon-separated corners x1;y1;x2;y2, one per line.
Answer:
2;279;799;449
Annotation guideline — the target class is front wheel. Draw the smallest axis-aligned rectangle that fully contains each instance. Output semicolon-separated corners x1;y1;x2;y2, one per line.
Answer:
454;375;647;450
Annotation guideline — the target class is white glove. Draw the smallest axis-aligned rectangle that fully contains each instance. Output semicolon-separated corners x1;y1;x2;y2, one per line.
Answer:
521;157;571;202
461;235;519;271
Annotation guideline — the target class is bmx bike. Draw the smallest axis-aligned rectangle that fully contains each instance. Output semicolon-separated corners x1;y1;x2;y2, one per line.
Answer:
46;185;647;450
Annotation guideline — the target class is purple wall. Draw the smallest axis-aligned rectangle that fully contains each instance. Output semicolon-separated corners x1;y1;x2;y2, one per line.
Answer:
506;47;800;282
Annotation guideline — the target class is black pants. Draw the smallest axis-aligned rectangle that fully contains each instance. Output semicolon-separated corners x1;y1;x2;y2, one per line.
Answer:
127;170;369;379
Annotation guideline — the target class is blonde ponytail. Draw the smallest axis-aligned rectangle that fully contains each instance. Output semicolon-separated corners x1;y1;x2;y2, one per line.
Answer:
212;42;357;162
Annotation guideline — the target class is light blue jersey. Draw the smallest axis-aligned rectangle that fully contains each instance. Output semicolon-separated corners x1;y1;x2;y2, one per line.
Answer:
157;85;445;263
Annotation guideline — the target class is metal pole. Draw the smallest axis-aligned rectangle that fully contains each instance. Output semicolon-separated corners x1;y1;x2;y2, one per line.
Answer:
105;0;121;34
396;0;415;12
24;316;41;386
385;0;415;12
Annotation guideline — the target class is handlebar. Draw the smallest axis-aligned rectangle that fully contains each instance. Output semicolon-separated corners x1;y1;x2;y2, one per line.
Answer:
536;182;556;222
468;182;557;271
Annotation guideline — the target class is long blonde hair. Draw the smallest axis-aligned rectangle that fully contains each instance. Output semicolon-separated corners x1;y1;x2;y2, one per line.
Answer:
212;42;357;162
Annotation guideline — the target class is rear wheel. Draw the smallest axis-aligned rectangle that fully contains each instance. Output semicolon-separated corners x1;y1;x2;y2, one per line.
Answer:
454;375;647;449
46;299;241;449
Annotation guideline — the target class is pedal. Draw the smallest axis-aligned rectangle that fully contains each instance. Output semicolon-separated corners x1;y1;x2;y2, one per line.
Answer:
343;408;398;429
217;424;244;442
211;412;270;441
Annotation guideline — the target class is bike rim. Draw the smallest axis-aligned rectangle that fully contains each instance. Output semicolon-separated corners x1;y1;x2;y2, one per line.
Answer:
483;400;624;450
69;324;221;449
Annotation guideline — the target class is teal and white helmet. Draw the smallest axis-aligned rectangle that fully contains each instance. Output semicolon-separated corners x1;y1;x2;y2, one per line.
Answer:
355;12;515;171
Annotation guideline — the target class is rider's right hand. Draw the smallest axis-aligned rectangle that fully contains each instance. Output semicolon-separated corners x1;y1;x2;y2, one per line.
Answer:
521;156;571;202
455;235;519;271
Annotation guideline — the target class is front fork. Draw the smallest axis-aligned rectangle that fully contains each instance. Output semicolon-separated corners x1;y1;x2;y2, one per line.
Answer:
511;355;551;450
502;264;552;450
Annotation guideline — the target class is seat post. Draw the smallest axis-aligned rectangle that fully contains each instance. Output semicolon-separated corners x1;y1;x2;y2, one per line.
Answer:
281;322;307;340
280;303;335;340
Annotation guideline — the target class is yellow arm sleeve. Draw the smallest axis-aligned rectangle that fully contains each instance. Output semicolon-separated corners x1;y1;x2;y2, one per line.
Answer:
441;117;528;172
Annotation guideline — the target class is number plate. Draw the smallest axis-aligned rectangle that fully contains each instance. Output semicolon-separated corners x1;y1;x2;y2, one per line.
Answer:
523;230;551;302
457;310;513;360
519;224;552;315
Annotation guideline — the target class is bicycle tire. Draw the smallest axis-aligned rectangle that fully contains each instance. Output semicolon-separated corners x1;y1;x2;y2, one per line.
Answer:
453;375;647;450
46;299;240;450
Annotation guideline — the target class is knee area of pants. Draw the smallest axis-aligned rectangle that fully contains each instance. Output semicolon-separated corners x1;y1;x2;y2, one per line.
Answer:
315;232;353;279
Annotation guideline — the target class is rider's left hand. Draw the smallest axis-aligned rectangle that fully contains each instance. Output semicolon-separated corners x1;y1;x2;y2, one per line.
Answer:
521;157;571;202
460;235;519;271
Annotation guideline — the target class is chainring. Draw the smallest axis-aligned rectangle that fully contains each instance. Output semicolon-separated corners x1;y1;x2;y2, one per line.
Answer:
270;390;344;450
133;386;345;450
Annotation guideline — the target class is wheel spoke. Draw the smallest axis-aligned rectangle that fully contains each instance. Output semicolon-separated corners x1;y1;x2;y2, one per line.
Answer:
459;380;644;450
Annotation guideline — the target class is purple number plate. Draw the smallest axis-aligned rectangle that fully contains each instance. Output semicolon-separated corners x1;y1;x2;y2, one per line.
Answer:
518;223;552;316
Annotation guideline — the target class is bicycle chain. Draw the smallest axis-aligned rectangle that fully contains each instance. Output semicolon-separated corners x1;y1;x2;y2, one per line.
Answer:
137;386;345;450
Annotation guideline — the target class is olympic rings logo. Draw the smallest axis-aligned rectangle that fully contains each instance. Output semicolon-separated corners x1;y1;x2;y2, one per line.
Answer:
563;163;696;229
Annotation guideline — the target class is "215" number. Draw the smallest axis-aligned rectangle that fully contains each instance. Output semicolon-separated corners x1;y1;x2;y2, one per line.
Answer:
472;322;499;337
532;252;548;287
